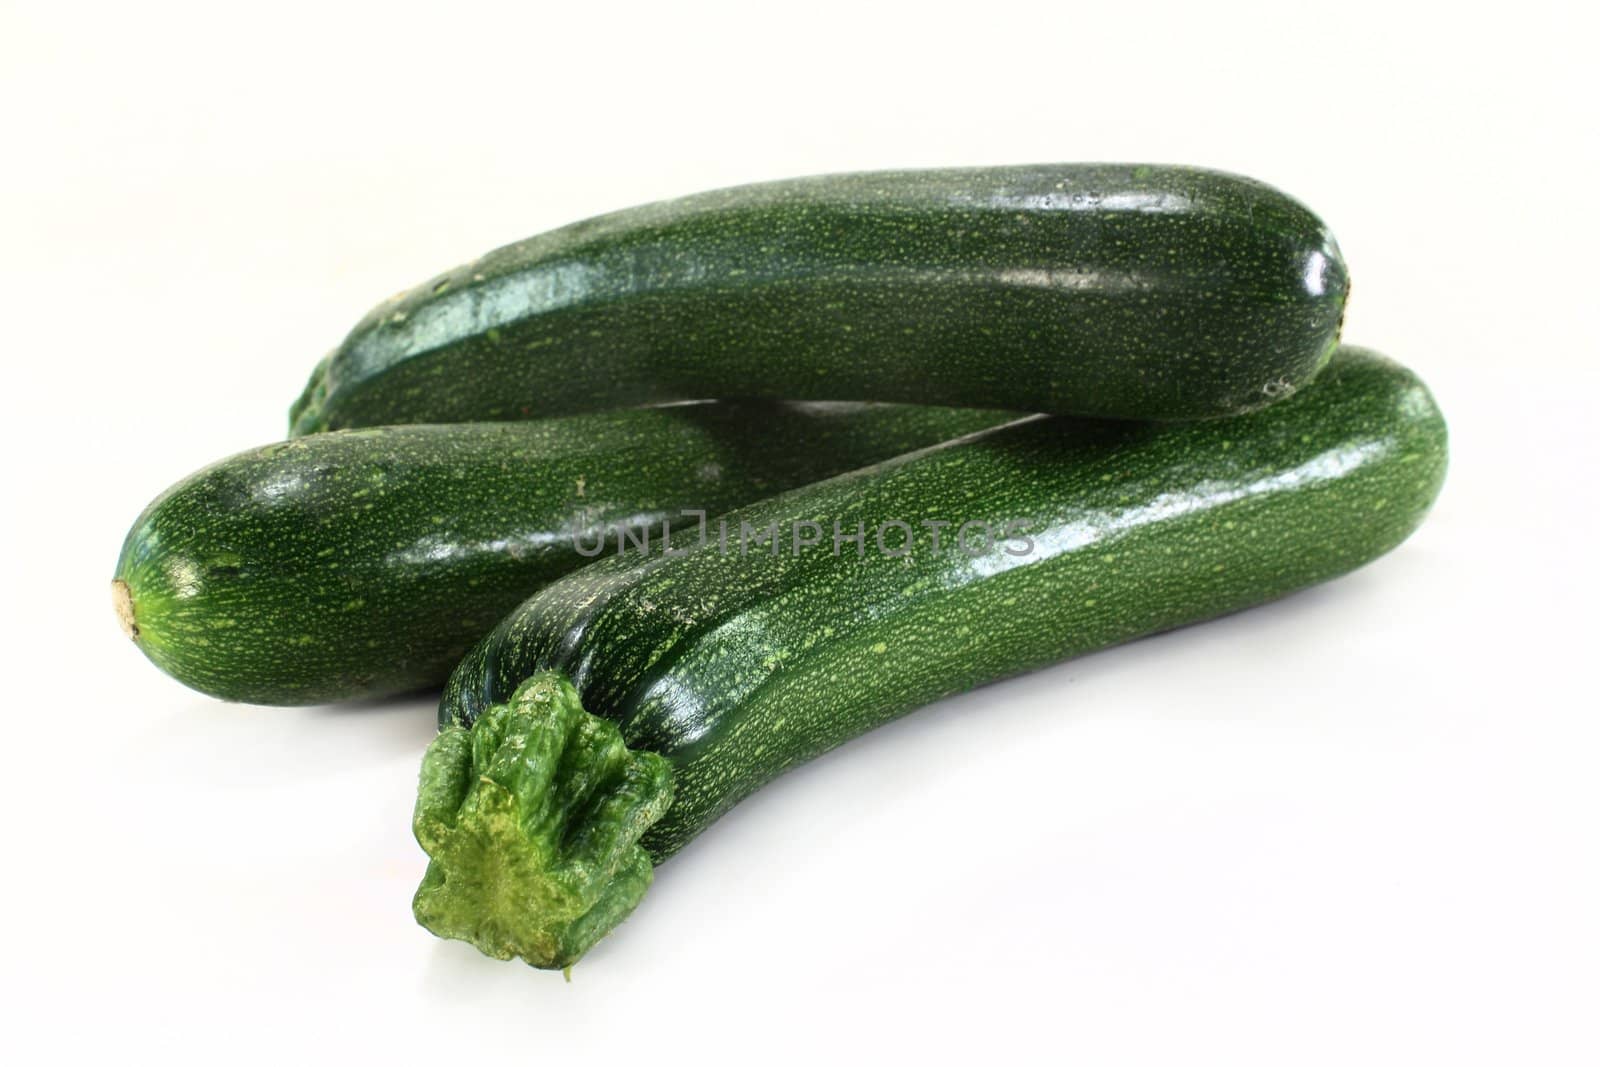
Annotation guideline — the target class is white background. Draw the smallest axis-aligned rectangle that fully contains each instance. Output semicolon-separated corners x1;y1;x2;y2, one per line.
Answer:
3;2;1595;1063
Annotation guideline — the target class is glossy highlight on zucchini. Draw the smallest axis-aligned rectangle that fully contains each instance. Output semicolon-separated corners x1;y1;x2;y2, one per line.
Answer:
112;401;1015;704
293;164;1347;434
416;347;1446;970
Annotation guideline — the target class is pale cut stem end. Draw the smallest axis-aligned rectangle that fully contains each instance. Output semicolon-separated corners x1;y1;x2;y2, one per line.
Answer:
412;671;674;971
112;579;138;640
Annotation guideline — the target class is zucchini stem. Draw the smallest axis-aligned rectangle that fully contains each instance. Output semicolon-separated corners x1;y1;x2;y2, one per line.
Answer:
412;671;674;970
112;579;138;640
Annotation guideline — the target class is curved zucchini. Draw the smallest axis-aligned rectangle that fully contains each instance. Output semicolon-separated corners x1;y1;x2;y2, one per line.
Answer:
292;164;1346;433
416;347;1446;970
113;402;1015;704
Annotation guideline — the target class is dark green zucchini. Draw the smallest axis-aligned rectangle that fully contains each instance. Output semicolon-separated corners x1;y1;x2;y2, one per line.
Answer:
292;164;1346;434
112;401;1015;705
415;347;1446;970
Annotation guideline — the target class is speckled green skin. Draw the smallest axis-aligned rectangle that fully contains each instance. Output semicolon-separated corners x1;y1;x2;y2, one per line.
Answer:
436;349;1446;893
114;401;1015;705
291;164;1346;434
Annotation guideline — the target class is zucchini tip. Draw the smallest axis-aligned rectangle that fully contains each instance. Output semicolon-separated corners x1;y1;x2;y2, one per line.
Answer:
111;578;138;640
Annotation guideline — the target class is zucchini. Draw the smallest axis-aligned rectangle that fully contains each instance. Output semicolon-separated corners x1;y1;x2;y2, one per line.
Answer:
414;347;1446;970
113;401;1014;704
292;164;1346;434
